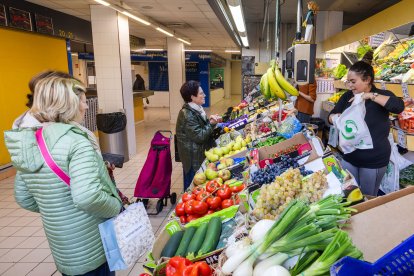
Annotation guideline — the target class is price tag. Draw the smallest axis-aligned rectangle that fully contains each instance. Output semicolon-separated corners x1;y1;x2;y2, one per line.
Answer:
397;129;407;148
380;82;386;90
402;82;410;99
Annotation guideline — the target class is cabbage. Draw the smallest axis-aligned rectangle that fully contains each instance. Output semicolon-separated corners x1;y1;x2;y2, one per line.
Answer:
333;64;347;79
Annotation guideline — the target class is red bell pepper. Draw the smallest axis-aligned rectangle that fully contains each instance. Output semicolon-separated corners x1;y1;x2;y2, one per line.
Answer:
166;256;193;276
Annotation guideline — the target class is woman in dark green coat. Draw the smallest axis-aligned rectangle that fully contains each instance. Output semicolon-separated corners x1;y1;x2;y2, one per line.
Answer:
176;81;219;190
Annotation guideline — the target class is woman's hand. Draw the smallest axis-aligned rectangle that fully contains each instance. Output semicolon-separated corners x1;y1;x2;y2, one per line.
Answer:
209;114;221;124
329;113;341;124
362;92;374;101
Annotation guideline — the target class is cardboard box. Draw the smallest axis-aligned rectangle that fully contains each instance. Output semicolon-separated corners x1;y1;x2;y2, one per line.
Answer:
258;132;324;163
345;186;414;262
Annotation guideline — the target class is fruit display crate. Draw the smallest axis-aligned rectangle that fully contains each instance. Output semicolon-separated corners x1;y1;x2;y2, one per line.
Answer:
331;234;414;275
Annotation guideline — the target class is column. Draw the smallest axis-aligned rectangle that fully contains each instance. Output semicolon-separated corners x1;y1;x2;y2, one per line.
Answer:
90;5;136;158
167;37;185;124
315;11;343;56
224;60;231;99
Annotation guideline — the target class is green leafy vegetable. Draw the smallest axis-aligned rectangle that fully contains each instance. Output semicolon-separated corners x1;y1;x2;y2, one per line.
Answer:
332;64;348;79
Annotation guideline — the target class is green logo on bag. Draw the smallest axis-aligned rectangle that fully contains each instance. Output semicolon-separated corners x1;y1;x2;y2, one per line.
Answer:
341;120;358;140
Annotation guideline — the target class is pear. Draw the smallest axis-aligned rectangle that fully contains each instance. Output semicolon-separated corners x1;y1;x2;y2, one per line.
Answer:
245;135;252;143
205;168;219;180
227;141;235;149
241;140;247;147
213;147;224;157
233;141;242;151
217;163;226;170
236;135;243;144
205;150;219;162
222;145;231;154
225;158;235;167
240;146;247;151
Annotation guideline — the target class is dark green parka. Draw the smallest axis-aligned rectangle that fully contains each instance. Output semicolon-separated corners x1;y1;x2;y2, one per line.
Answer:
176;103;215;173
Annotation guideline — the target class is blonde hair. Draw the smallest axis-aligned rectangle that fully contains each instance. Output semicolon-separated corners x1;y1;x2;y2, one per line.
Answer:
30;76;86;123
308;1;319;14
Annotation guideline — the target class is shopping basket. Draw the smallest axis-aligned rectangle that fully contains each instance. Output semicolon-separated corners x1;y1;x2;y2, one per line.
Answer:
331;234;414;275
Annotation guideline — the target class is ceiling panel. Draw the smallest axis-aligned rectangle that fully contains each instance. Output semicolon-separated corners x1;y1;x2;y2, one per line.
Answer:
27;0;238;53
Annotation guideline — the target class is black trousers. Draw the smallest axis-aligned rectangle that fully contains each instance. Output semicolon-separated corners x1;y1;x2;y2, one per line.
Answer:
62;262;114;276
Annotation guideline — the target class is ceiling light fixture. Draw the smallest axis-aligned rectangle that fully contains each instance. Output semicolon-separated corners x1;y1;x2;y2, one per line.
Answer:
177;38;191;45
185;49;213;52
240;35;249;48
94;0;110;6
228;3;245;32
225;49;241;53
122;11;151;26
156;27;174;37
226;0;249;48
138;48;165;52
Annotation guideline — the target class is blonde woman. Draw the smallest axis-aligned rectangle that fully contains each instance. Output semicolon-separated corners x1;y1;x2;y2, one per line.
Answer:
4;76;122;276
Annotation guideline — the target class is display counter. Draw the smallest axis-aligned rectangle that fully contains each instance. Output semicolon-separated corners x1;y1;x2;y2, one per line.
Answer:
133;90;154;122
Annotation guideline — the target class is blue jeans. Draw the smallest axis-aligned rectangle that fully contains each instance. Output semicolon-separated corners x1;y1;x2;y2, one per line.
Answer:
297;112;311;123
183;167;195;191
62;262;114;276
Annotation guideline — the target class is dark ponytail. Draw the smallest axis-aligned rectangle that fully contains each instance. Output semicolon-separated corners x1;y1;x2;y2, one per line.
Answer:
349;61;374;85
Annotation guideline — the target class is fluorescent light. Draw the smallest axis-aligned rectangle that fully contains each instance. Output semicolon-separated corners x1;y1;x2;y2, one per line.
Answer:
136;48;164;52
177;38;191;45
228;4;245;33
71;53;78;56
94;0;110;6
156;27;174;37
225;50;240;53
240;36;249;47
185;49;212;52
122;11;151;26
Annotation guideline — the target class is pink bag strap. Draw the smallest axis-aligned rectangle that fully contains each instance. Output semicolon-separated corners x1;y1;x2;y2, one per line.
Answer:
35;128;70;186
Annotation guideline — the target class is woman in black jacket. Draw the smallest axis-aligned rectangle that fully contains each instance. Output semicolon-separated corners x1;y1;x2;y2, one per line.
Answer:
176;81;220;190
329;61;404;196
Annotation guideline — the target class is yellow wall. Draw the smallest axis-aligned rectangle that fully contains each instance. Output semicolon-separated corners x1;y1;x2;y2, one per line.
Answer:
322;0;414;51
0;28;68;166
231;61;242;95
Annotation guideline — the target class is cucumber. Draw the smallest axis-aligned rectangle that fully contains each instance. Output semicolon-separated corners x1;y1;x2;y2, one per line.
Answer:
175;226;197;257
185;222;208;259
160;230;184;258
197;217;222;257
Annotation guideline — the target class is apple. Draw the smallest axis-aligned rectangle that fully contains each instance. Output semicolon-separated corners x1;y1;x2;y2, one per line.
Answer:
205;168;219;180
218;169;231;181
207;162;217;171
193;172;206;186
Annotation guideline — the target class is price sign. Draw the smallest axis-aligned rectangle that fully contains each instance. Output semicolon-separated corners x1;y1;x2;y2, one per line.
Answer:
402;82;410;99
397;129;407;148
380;82;386;90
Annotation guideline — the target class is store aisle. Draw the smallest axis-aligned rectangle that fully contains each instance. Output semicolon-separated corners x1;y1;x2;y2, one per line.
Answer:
0;96;240;276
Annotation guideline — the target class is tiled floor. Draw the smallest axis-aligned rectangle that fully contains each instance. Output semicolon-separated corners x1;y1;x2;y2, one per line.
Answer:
0;95;241;276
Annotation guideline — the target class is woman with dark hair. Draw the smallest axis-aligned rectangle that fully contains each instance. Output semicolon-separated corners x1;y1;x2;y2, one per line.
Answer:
176;81;220;190
329;61;404;196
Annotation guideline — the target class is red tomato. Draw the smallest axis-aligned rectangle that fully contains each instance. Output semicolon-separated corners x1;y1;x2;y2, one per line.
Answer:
192;200;209;215
196;191;209;201
179;215;187;224
175;202;186;216
206;196;222;210
206;180;220;193
217;185;232;200
187;214;200;222
192;186;205;196
230;184;246;193
182;192;195;202
221;199;234;209
185;199;195;215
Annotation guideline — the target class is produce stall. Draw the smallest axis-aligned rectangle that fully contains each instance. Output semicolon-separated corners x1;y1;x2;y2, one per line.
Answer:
137;60;414;276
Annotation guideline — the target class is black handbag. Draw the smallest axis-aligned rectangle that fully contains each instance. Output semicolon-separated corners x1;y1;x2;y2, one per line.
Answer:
174;134;181;162
102;153;125;168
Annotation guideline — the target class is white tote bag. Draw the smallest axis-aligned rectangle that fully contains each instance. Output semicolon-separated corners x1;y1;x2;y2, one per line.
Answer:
99;202;155;271
334;100;373;154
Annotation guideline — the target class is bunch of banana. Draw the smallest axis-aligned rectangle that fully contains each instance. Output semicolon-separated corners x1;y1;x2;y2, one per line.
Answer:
259;61;299;100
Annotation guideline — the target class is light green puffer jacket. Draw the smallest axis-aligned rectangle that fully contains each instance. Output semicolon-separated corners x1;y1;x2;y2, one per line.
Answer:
4;123;122;275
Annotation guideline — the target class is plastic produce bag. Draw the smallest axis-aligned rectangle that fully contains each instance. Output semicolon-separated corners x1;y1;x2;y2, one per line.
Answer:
96;112;127;134
380;134;413;194
278;116;302;139
334;101;373;154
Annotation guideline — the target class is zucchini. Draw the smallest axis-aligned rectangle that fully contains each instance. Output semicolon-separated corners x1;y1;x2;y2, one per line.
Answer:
186;223;208;259
160;230;184;258
175;226;197;257
197;217;222;257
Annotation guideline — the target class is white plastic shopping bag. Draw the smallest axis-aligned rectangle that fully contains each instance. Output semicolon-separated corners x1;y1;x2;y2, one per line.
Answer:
380;134;413;194
99;202;154;271
334;100;373;154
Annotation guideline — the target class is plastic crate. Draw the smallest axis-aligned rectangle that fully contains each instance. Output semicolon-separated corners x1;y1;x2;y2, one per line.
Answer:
331;234;414;275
